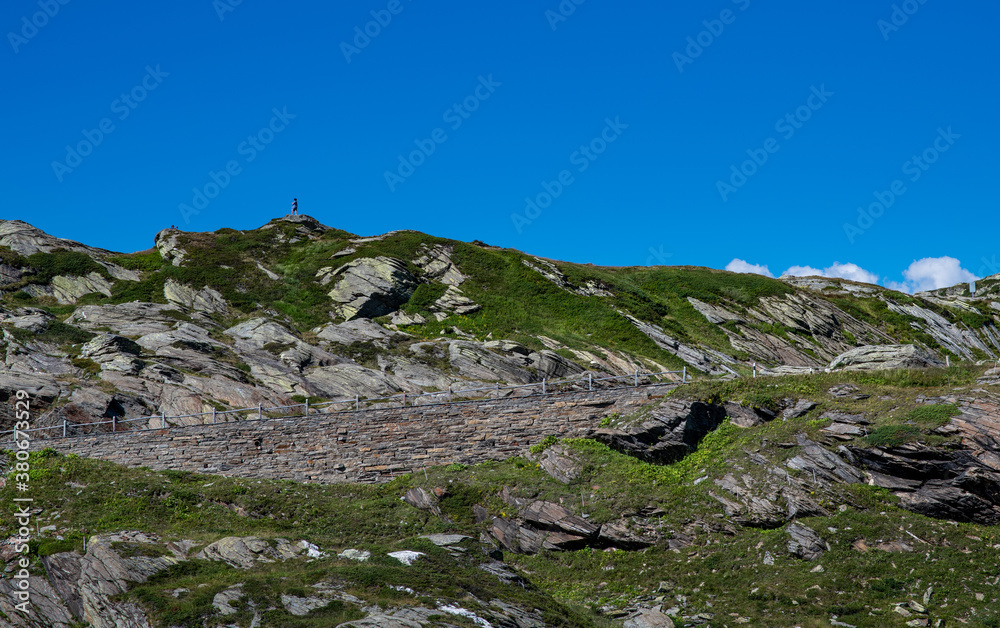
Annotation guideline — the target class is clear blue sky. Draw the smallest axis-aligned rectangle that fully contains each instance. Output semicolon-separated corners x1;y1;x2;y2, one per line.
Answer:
4;0;998;289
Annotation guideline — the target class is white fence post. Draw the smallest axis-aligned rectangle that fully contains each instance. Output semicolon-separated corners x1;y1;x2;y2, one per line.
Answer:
258;403;262;420
112;415;116;433
542;378;547;395
682;366;687;383
634;369;639;387
63;420;67;438
588;372;592;391
355;395;360;411
212;408;217;424
305;399;310;416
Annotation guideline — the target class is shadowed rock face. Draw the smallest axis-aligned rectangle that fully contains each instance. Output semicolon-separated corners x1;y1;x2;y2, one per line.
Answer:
849;444;1000;525
593;398;728;464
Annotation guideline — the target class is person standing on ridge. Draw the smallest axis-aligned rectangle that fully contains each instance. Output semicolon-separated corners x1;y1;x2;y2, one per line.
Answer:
291;198;298;215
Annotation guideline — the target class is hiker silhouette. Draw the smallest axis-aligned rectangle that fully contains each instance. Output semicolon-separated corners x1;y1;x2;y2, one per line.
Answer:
291;198;298;215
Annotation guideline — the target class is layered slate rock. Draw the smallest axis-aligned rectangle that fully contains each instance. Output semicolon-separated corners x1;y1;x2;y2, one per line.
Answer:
848;443;1000;525
24;273;113;305
829;344;945;371
413;243;467;286
66;302;182;336
1;531;191;628
528;443;582;484
622;313;738;376
326;256;418;320
431;285;481;315
447;341;535;384
154;227;188;266
163;279;229;314
593;398;728;464
787;522;828;560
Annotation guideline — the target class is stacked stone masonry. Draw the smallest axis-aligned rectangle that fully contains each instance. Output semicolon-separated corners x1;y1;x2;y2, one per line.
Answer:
39;387;671;483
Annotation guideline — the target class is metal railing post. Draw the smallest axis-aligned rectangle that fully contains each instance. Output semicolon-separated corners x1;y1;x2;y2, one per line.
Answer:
634;369;639;387
496;382;500;398
448;384;452;402
542;378;547;395
212;408;217;424
63;420;67;438
305;399;309;416
258;403;262;420
588;372;592;391
355;395;360;411
682;366;687;383
112;416;116;433
402;393;406;407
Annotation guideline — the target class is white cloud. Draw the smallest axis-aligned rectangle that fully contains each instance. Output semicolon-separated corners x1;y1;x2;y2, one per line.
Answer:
725;259;774;277
887;256;978;294
782;265;825;278
780;262;879;285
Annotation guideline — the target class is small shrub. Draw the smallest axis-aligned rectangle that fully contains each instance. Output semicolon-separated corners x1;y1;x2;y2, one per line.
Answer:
529;435;559;454
863;425;921;448
904;403;960;427
71;357;101;376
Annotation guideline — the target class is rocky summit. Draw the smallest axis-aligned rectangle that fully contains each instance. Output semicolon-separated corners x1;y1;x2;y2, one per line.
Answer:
1;217;1000;627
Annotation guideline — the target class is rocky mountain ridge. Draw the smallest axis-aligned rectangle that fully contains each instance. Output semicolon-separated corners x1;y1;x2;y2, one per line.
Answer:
1;216;998;434
3;217;1000;627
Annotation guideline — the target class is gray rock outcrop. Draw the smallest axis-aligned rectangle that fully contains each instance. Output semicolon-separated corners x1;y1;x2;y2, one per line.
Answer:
593;398;728;464
326;257;418;320
24;273;113;305
829;344;945;371
163;279;229;314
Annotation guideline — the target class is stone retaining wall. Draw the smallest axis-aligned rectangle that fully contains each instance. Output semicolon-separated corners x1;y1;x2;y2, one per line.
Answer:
39;386;672;483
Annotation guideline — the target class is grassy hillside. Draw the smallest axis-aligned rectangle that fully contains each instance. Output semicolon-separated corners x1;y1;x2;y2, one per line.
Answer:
5;366;999;627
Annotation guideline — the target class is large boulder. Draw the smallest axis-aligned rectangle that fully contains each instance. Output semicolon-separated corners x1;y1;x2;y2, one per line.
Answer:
0;219;108;256
413;243;467;286
787;522;827;560
154;228;188;266
163;279;229;314
326;257;418;320
80;334;142;363
829;344;945;371
67;303;180;336
593;398;727;464
431;285;481;315
447;341;535;384
624;607;675;628
24;273;113;304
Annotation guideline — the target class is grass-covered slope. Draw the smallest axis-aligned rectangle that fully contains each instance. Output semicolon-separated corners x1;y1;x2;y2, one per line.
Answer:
4;367;999;627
